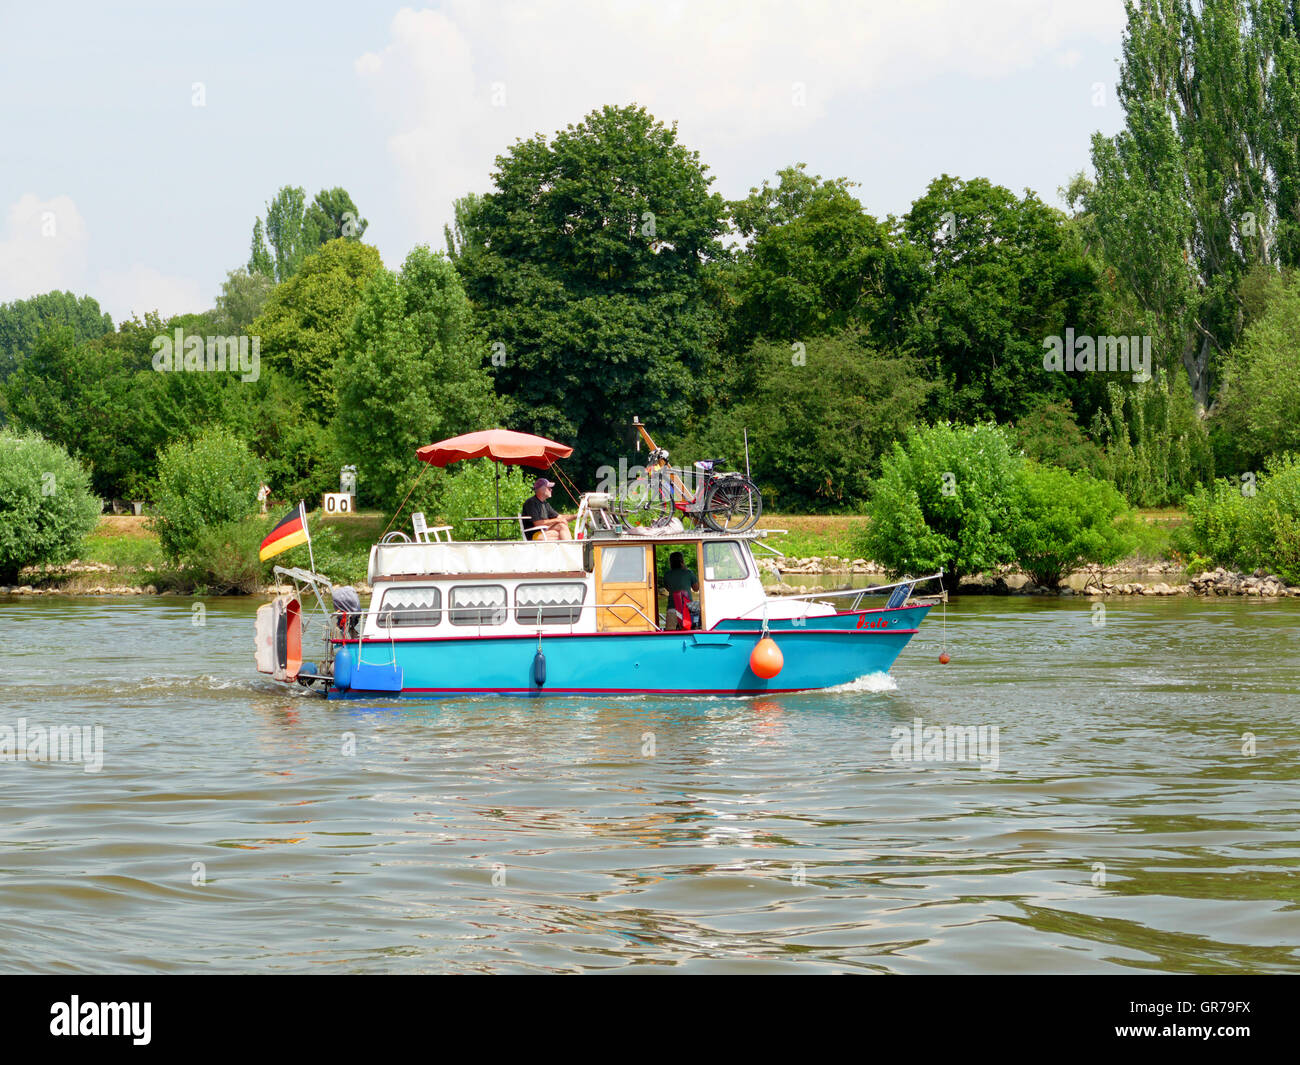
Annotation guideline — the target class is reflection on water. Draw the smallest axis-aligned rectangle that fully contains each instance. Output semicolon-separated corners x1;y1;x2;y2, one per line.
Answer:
0;594;1297;973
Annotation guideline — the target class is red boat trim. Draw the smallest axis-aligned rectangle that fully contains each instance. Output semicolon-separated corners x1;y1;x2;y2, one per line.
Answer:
831;603;929;617
337;685;821;695
328;627;920;645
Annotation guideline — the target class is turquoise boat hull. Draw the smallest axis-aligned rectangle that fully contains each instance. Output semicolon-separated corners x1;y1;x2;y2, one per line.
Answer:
324;603;932;698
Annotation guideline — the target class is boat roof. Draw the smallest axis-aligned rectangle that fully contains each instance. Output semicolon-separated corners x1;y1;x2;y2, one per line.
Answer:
368;529;781;583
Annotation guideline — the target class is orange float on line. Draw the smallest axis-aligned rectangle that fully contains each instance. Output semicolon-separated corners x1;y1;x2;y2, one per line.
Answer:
749;636;784;679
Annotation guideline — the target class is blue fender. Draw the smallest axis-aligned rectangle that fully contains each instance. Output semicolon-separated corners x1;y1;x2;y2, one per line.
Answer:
333;646;353;692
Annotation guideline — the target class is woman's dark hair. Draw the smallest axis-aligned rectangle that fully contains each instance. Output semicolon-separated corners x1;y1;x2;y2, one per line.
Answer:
669;551;684;569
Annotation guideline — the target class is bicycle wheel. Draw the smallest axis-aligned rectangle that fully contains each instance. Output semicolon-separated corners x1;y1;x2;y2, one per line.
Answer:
701;476;762;532
614;480;672;527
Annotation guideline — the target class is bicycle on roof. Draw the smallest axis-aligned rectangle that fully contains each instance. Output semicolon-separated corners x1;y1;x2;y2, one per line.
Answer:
614;417;763;533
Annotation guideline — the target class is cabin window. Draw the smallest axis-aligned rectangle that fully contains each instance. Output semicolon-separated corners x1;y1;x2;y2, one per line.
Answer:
703;540;748;581
516;582;587;625
448;584;508;626
601;545;646;583
378;586;442;627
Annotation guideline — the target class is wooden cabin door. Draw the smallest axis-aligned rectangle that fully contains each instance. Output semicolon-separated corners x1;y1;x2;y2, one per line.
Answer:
595;544;655;631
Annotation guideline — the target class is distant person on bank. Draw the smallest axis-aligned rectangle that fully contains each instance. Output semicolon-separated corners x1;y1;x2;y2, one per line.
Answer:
522;478;572;540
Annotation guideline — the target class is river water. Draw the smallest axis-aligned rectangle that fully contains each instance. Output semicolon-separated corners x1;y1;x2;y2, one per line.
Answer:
1;594;1297;973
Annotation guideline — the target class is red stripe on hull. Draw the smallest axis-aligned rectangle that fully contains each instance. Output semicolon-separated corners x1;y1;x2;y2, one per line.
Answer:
328;627;920;645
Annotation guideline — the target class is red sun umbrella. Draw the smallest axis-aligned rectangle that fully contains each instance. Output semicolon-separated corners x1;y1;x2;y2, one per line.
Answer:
416;429;573;468
415;430;575;533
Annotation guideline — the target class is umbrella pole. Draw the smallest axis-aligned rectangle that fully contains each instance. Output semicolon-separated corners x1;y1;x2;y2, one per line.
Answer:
495;464;501;538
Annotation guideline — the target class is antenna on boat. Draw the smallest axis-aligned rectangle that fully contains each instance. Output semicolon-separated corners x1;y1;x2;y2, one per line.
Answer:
743;428;751;479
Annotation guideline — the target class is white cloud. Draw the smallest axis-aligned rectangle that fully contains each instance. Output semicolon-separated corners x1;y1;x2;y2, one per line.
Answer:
0;193;205;322
356;0;1126;244
0;194;90;300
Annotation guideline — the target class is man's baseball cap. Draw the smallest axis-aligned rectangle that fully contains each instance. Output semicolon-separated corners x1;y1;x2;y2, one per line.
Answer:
533;477;555;490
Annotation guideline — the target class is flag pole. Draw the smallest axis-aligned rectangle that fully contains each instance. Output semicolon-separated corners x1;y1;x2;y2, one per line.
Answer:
302;501;317;574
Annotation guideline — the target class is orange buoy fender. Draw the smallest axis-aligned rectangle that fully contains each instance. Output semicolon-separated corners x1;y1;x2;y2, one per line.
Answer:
749;636;783;679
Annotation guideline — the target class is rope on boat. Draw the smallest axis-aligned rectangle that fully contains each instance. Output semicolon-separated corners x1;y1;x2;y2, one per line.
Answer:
548;462;583;509
380;461;433;542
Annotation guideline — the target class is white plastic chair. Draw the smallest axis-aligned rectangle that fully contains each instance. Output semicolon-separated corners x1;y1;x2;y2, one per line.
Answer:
411;511;453;543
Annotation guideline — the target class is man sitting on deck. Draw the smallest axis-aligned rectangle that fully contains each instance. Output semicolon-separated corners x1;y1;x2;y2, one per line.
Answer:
521;477;572;540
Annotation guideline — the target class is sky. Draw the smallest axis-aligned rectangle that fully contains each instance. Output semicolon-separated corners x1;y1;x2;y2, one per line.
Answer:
0;0;1129;324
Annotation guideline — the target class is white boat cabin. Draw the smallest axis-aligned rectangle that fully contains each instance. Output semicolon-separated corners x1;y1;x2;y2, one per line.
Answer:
361;528;835;639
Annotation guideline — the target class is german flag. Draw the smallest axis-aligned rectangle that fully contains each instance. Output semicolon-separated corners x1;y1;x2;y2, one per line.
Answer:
259;502;310;562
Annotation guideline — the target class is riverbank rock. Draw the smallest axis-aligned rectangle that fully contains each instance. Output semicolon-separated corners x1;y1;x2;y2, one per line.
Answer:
1187;567;1294;597
777;554;883;575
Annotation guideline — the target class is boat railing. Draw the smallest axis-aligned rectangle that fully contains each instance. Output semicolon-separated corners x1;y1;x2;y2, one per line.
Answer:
739;571;946;617
271;564;336;639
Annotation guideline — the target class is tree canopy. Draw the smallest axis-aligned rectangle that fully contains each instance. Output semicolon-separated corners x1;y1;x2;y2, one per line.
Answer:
452;104;727;472
249;186;370;283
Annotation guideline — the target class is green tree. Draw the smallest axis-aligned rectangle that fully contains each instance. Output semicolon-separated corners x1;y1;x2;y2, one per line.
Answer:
1212;269;1300;469
0;291;113;384
211;268;276;333
0;429;102;583
335;246;496;510
730;163;853;240
249;186;370;282
305;187;369;245
1;326;155;498
1092;371;1213;506
253;238;384;417
1012;399;1103;474
452;104;727;472
1008;463;1133;587
903;175;1105;423
149;427;263;562
858;422;1024;587
1176;453;1300;583
1087;0;1300;410
670;331;932;511
725;166;925;355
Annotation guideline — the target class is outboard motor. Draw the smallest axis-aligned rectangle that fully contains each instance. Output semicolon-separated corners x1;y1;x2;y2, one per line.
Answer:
331;585;362;638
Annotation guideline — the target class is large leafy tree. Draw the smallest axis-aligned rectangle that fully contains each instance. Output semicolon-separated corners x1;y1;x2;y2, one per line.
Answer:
211;268;276;333
902;175;1104;423
1212;267;1300;469
253;238;384;418
0;291;113;385
2;315;264;499
723;165;926;354
1;326;149;497
335;246;496;509
249;186;370;283
451;104;727;473
1088;0;1300;410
